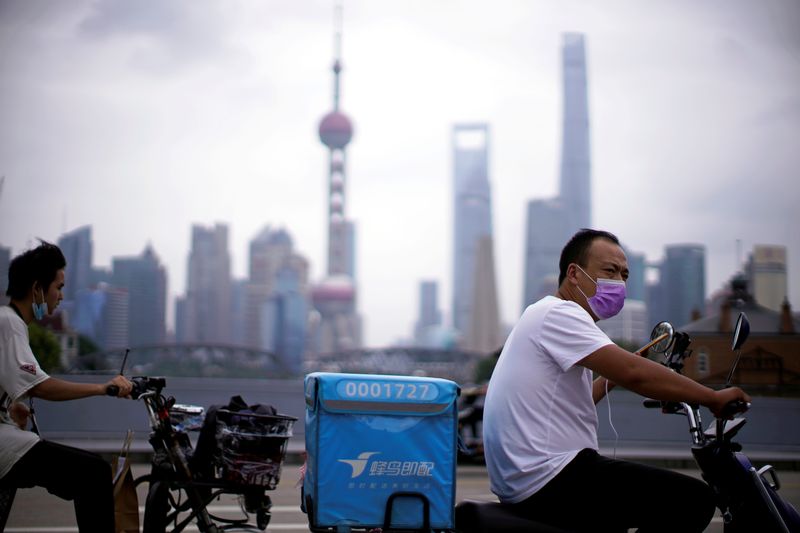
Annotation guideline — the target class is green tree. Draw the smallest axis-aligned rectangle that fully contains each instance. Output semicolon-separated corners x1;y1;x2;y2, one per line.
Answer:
28;323;61;373
78;334;99;356
473;347;504;383
474;356;498;383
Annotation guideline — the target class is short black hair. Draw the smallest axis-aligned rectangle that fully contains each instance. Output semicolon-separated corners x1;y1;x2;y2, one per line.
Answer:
6;241;67;299
558;229;620;286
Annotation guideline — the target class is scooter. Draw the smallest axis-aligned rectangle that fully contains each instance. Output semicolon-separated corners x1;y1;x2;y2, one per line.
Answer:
642;312;800;532
454;312;800;532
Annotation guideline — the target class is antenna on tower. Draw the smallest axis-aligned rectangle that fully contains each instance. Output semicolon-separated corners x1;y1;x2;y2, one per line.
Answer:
332;0;343;111
334;0;343;62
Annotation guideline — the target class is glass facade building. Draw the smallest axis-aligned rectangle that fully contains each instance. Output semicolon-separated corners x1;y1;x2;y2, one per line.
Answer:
452;123;494;337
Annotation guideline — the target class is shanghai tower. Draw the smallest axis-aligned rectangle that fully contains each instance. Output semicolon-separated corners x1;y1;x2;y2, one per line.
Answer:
522;33;592;309
559;33;591;232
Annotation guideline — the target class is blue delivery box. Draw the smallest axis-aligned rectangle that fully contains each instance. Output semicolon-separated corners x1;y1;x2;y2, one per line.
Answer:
303;372;460;532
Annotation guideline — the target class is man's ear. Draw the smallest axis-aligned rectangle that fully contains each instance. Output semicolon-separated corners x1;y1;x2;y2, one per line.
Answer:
566;263;579;285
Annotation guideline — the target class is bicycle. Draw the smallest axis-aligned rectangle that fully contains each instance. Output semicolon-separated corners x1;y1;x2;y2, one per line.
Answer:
122;376;296;532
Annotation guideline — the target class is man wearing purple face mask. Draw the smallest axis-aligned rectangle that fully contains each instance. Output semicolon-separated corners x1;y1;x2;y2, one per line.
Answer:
482;229;750;533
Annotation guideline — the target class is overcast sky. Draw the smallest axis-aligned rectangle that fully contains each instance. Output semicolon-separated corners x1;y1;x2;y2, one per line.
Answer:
1;0;798;347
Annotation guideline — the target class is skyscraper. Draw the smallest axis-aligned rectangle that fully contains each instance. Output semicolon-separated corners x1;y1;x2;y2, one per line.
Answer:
522;33;592;310
312;4;361;353
182;223;232;344
465;236;501;353
58;226;94;301
414;280;442;346
522;199;570;307
245;227;309;362
662;244;706;327
72;283;129;350
559;33;592;232
624;247;647;302
112;245;167;346
452;123;494;337
260;266;308;375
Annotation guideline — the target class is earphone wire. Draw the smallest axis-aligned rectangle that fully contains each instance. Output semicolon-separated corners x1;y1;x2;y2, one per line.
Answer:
606;379;619;459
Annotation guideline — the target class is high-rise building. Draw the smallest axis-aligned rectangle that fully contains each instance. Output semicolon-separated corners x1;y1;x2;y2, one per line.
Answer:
559;33;592;232
182;223;232;344
661;244;706;327
112;245;167;346
624;247;647;302
230;279;249;346
245;227;309;358
522;33;593;309
72;283;129;350
0;245;10;305
465;236;501;353
522;199;570;308
746;245;788;312
58;226;93;301
260;267;308;375
452;123;494;337
414;280;442;346
312;5;361;353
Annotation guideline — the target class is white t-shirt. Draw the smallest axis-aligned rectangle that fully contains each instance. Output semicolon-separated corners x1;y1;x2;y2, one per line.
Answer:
0;306;49;479
483;295;613;503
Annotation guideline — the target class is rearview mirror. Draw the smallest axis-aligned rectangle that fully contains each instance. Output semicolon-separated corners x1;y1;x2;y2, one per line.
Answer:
649;322;674;353
732;312;750;351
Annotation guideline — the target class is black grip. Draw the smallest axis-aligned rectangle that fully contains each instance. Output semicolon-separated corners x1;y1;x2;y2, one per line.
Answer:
721;400;750;418
106;384;120;397
643;399;662;409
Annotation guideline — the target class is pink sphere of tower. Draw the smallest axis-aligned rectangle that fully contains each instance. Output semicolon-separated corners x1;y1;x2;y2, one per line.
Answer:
319;111;353;149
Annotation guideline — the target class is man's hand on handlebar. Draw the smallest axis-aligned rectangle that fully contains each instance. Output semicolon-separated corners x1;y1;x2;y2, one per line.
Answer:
104;375;134;398
708;387;751;419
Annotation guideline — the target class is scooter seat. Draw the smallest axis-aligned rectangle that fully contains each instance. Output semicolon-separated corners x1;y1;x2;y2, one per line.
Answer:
455;499;574;533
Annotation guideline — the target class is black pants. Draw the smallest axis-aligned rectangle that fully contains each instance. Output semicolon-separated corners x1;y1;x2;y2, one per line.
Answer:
511;448;716;533
0;440;115;532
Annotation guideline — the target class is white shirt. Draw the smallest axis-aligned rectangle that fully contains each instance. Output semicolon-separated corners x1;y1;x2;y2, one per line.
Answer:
483;296;613;503
0;306;49;479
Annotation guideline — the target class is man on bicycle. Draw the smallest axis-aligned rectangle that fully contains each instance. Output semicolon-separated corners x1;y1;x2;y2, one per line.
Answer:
482;229;751;532
0;241;132;532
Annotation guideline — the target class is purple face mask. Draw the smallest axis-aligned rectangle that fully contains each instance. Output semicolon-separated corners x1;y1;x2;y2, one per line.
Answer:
575;265;626;320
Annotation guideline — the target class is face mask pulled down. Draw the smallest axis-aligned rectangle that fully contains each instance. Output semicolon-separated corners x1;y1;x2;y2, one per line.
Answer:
575;265;626;320
32;289;48;321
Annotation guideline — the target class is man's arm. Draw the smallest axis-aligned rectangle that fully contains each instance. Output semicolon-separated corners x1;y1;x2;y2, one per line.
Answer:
580;344;750;416
592;348;648;403
29;375;132;401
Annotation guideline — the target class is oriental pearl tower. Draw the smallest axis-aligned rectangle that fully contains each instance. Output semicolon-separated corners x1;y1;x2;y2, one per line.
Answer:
312;2;361;354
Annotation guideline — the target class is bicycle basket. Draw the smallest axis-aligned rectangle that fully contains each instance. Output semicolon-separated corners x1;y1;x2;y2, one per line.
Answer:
215;409;296;489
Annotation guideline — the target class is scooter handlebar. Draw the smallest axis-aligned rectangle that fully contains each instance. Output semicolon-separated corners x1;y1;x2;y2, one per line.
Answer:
106;385;120;397
720;400;750;419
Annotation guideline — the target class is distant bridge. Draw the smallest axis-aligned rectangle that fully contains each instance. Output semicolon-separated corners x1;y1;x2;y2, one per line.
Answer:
77;343;292;378
309;346;487;383
75;344;488;383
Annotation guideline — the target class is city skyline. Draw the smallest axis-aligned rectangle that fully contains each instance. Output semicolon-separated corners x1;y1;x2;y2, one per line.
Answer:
1;0;798;346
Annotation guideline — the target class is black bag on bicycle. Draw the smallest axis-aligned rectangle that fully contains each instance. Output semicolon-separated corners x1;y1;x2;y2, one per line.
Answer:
189;395;277;482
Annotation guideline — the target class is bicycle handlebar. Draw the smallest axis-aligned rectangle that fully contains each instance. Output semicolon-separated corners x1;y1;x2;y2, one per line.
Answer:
106;376;167;399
